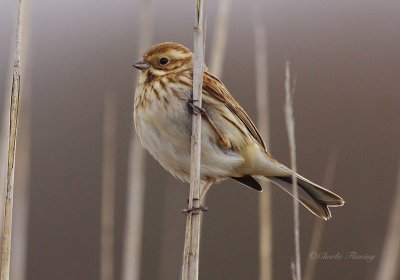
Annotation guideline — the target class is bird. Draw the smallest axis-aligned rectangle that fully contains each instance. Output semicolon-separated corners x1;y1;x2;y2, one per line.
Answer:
132;42;344;220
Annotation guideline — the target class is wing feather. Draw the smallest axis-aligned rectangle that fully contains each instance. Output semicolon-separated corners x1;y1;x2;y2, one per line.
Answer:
201;71;267;151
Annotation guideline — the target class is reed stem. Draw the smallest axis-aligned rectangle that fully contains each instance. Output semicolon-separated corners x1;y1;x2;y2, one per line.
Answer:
1;0;24;278
284;61;301;280
181;1;206;279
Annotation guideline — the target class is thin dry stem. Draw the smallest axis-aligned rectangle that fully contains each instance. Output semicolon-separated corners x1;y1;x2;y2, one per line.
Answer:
0;108;9;272
0;64;11;262
10;113;30;280
209;0;231;77
1;0;24;278
10;3;31;279
181;1;206;279
284;61;301;280
303;148;338;280
100;94;116;280
122;136;145;280
374;162;400;280
253;20;273;280
122;1;153;279
10;77;31;280
291;261;297;280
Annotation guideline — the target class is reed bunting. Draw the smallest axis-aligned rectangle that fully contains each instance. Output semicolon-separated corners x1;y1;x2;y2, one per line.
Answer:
133;42;344;220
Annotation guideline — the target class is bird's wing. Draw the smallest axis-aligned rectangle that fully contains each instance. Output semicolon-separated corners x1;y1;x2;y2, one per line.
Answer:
202;71;267;151
231;175;263;191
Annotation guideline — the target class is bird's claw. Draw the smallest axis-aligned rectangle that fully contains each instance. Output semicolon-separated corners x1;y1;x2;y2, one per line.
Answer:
181;205;208;215
187;99;205;115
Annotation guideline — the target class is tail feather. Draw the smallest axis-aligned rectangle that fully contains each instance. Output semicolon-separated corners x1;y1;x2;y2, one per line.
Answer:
267;174;344;220
231;175;263;191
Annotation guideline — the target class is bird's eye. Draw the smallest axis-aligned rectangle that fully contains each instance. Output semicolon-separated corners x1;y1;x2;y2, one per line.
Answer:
159;57;170;66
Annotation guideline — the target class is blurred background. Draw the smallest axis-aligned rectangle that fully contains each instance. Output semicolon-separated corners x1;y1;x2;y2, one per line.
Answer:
1;0;400;279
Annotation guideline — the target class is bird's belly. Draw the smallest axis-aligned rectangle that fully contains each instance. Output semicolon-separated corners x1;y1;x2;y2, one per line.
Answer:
135;99;243;182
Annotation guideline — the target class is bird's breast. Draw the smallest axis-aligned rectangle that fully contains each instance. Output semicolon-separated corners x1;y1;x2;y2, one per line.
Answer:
133;77;195;180
132;72;245;182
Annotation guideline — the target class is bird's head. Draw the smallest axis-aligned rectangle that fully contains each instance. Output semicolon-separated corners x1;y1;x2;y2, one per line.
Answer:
133;42;193;77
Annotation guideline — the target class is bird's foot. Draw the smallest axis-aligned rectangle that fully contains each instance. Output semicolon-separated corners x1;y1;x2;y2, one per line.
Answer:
182;198;208;215
181;206;208;215
187;99;205;115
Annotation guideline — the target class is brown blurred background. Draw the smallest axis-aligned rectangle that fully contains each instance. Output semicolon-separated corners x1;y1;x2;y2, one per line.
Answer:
1;0;400;279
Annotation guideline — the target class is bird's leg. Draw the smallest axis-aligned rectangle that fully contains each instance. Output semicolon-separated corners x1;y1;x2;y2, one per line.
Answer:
200;180;215;202
187;99;231;149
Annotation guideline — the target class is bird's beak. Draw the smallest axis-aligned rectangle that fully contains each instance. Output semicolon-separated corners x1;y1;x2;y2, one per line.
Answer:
133;59;150;70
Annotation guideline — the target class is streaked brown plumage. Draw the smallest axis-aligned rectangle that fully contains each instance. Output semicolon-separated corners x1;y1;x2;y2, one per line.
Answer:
133;42;344;220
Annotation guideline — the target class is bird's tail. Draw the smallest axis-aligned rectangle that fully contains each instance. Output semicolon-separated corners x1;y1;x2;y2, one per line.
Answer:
267;174;345;220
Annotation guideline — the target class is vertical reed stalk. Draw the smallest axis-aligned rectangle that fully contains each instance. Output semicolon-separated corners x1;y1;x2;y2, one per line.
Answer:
375;162;400;280
209;0;231;77
0;60;11;263
10;2;31;278
10;81;31;280
254;21;273;280
100;94;116;280
122;0;153;279
1;0;24;278
284;61;301;280
181;1;206;279
303;148;337;280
